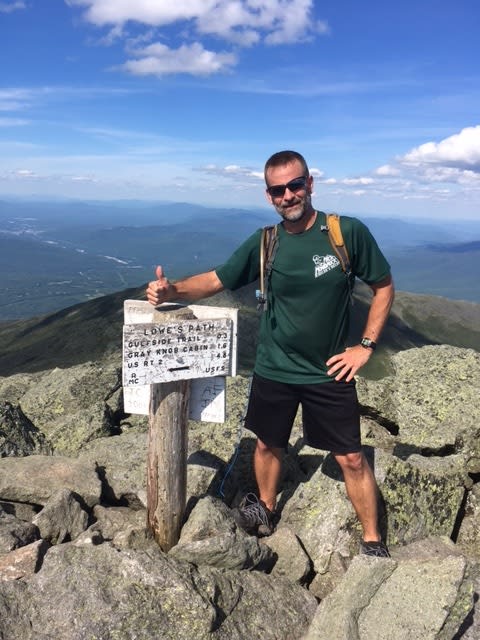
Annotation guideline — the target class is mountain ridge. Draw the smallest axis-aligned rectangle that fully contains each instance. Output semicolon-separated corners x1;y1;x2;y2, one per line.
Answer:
0;280;478;379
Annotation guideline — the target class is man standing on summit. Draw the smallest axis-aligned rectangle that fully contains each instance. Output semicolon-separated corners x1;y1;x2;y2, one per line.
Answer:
146;150;394;557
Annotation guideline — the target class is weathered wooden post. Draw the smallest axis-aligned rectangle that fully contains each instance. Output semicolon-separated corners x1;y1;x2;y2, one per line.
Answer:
145;306;194;551
123;301;237;552
147;379;190;550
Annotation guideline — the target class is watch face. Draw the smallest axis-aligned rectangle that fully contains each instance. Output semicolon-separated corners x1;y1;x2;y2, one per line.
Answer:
361;338;376;350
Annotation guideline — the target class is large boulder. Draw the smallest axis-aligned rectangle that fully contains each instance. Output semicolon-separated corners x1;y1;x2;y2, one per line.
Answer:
0;543;318;640
170;496;274;571
0;363;122;455
303;537;473;640
357;346;480;471
0;455;102;508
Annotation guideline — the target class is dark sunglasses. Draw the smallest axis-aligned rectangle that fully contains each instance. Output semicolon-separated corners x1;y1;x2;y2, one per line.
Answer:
266;175;309;198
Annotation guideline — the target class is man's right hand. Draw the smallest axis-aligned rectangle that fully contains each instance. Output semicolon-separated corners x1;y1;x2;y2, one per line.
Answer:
146;266;172;306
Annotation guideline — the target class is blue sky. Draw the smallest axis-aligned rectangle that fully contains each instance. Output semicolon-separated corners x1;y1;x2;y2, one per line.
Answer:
1;0;479;219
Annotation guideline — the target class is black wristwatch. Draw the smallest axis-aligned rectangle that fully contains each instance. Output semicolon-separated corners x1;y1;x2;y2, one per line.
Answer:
360;337;377;351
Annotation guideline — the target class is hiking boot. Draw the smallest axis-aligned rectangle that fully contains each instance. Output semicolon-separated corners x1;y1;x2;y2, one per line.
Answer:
360;540;391;558
232;493;275;537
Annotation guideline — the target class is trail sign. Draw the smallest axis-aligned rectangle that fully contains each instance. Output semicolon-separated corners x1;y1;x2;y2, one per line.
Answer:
121;299;239;550
122;301;238;422
123;317;233;386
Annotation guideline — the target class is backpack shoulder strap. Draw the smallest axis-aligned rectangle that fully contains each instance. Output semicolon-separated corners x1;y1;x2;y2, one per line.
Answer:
257;224;279;311
324;213;355;305
325;213;351;275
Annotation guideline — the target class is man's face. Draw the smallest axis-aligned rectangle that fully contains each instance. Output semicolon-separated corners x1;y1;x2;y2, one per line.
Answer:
265;160;313;224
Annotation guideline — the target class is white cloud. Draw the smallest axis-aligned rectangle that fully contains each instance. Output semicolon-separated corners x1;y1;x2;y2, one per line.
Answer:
120;42;237;76
0;1;26;13
342;177;374;186
402;125;480;172
355;125;480;208
375;164;400;177
198;163;261;179
67;0;327;75
14;169;37;177
66;0;217;26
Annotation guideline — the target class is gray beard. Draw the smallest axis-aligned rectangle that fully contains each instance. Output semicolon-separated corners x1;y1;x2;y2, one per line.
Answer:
275;195;311;223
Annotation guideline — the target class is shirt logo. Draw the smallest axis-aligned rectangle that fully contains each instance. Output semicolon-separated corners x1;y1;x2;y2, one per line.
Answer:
312;254;340;278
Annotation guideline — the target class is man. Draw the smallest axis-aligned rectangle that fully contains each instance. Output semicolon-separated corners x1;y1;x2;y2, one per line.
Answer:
146;150;394;557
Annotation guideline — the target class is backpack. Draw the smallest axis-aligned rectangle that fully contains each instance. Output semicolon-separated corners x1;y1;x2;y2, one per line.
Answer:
256;212;353;311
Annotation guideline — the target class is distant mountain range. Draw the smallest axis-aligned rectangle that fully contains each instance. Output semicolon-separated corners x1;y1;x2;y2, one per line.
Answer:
1;199;479;323
0;279;478;381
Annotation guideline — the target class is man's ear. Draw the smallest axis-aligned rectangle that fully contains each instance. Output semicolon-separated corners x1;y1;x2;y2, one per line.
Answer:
307;175;314;194
265;189;273;205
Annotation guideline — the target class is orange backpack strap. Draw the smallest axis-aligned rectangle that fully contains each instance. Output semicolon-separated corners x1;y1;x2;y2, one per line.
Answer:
324;213;354;304
325;213;351;275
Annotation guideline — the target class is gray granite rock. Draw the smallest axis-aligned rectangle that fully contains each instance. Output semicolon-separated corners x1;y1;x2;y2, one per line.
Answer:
303;537;472;640
0;455;101;507
32;488;89;544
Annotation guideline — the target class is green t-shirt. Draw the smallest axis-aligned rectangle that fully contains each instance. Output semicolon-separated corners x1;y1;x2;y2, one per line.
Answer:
216;212;391;384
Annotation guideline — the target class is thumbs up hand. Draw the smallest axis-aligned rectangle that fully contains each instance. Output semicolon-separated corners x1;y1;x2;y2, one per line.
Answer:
146;265;173;306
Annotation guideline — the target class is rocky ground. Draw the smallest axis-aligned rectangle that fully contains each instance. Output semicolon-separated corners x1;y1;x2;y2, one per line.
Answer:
0;344;479;639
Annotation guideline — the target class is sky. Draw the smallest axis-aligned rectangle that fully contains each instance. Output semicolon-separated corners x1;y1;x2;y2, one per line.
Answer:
1;0;479;219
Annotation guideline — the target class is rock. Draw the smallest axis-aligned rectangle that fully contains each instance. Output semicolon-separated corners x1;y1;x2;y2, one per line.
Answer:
0;401;52;457
71;525;104;547
170;496;275;571
279;453;360;576
79;432;233;509
0;372;40;405
0;539;50;581
457;484;480;563
455;565;480;640
113;525;156;551
374;449;465;546
0;543;318;640
78;432;148;506
302;555;396;640
303;537;472;640
90;504;156;551
0;345;478;639
32;488;89;544
0;499;39;522
263;526;312;585
0;509;38;553
0;455;102;508
91;504;147;540
4;363;121;455
309;550;348;600
357;346;480;470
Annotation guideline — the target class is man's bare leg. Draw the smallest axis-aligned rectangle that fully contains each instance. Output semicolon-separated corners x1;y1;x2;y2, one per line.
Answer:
254;438;283;512
333;450;381;541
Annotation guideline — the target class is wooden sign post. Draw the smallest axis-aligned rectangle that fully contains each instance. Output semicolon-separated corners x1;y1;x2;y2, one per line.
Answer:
147;376;190;552
122;301;236;551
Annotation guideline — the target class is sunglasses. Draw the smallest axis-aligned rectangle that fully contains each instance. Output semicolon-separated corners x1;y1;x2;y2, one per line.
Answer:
266;175;308;198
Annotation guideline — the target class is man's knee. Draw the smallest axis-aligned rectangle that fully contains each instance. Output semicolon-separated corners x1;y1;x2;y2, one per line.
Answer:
333;451;367;474
255;438;282;458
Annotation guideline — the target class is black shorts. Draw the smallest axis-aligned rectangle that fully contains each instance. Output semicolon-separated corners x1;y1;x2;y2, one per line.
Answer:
244;373;361;454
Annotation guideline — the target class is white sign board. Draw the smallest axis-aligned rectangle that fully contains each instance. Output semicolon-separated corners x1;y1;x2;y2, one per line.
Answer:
123;317;233;386
122;301;238;422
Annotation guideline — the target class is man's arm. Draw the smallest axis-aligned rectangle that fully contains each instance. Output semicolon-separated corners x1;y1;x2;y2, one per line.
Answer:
326;275;395;382
146;265;224;306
